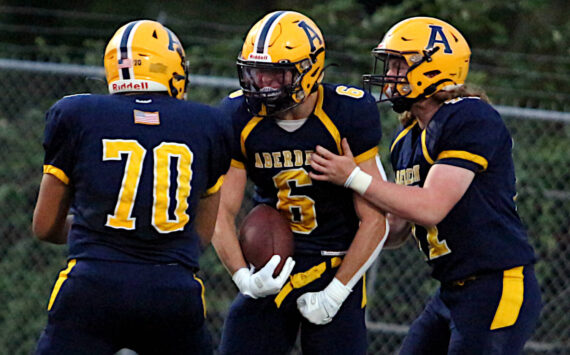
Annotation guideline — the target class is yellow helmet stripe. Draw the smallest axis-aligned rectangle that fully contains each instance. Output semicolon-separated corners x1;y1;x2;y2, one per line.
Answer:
117;21;142;80
254;11;287;55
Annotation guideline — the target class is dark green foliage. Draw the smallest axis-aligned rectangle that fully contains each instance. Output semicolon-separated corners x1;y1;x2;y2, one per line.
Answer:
0;1;568;353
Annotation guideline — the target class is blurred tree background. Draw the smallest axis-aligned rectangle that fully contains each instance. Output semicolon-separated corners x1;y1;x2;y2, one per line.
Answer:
1;0;568;105
0;1;568;354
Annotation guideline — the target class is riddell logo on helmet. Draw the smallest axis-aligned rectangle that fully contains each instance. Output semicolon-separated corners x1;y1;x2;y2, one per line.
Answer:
112;82;149;91
248;53;271;61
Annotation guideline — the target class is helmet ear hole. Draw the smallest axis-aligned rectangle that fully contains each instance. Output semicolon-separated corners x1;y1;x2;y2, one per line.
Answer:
300;59;311;71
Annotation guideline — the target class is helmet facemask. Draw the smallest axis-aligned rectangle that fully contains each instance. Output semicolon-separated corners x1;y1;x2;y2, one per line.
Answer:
237;58;310;117
363;51;417;113
362;17;471;114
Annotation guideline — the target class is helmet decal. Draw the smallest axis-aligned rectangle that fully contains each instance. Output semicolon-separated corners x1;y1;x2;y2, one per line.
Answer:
253;11;287;57
362;17;470;112
427;25;452;54
298;21;323;53
165;28;178;51
117;21;139;80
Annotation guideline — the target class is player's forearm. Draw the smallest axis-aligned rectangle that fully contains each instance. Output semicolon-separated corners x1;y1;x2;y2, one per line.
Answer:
362;179;445;226
195;191;221;246
33;214;71;245
33;174;72;245
211;217;248;275
334;213;387;288
331;157;388;287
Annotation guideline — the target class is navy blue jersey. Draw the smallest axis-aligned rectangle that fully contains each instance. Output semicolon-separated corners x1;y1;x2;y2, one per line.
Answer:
390;97;535;282
43;93;232;269
220;84;382;255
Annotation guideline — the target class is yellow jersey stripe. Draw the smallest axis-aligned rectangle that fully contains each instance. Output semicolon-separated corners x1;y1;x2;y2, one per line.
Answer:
490;266;525;330
355;146;379;164
43;165;70;185
437;150;489;171
203;175;224;196
390;120;417;153
361;273;367;309
314;86;342;154
47;259;77;311
194;274;207;318
240;116;264;158
421;129;435;164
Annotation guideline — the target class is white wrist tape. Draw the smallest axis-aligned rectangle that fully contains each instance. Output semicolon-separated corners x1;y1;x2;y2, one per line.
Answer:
343;166;360;188
343;167;372;195
325;277;352;304
232;268;250;288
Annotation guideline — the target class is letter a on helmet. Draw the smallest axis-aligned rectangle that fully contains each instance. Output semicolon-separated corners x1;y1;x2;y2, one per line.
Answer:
237;11;326;116
363;17;470;112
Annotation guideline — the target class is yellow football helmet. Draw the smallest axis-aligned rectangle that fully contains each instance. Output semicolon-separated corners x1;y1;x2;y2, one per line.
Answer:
237;11;325;116
104;20;188;100
363;17;471;112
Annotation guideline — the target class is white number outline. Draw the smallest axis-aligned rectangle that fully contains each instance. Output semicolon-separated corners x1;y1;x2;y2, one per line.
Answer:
103;139;193;234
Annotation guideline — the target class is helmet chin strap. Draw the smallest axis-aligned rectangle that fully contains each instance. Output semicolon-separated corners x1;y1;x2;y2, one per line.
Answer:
390;78;451;113
391;95;423;113
245;92;301;118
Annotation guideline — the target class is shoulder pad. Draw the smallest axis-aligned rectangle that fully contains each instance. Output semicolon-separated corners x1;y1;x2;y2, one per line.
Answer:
444;96;480;105
62;93;91;99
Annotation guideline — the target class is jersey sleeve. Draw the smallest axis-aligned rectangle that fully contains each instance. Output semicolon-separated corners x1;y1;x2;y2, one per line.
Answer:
428;99;506;172
341;91;382;164
389;123;408;172
204;108;234;196
42;99;77;184
219;94;247;169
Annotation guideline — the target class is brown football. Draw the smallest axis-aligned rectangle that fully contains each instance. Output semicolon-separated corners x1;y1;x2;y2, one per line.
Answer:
238;204;294;276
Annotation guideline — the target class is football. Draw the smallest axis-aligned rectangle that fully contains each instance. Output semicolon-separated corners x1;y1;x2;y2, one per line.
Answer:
238;204;294;276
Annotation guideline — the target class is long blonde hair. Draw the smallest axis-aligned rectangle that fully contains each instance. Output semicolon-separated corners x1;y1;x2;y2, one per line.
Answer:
399;84;490;126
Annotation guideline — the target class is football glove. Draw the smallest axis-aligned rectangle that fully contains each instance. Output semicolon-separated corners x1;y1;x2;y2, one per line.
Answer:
232;255;295;299
296;277;351;325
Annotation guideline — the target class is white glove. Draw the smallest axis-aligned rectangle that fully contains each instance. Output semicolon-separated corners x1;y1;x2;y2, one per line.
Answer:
232;255;295;299
296;278;351;325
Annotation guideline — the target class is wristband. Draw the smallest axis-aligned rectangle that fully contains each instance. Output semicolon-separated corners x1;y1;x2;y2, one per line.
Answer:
344;167;372;195
344;166;361;188
325;278;352;304
232;268;250;286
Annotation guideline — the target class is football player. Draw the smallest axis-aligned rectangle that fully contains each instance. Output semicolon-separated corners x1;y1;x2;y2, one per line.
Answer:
308;17;542;354
32;20;232;354
212;10;388;355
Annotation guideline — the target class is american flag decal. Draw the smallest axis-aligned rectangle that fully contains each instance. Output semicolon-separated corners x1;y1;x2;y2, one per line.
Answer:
118;58;133;69
133;110;160;125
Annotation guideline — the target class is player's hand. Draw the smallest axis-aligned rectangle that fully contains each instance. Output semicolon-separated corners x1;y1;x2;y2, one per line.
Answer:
310;138;357;185
232;255;295;299
296;278;351;325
